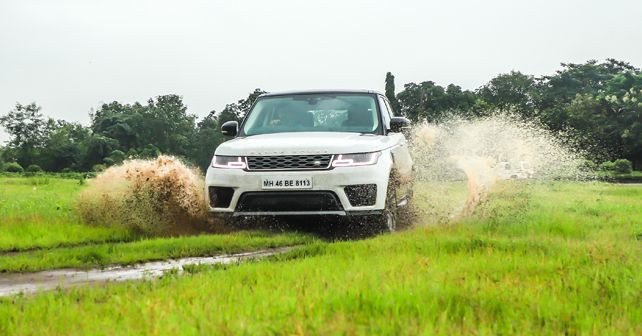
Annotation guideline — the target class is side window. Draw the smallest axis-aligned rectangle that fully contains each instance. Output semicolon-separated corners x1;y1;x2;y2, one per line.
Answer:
378;95;391;131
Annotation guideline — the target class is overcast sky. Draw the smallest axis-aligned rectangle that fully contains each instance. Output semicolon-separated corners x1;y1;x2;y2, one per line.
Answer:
1;0;641;142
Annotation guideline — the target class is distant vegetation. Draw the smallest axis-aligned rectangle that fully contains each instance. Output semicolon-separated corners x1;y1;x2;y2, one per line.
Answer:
1;59;640;172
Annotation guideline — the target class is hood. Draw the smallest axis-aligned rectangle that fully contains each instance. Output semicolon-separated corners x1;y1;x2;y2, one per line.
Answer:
215;132;394;156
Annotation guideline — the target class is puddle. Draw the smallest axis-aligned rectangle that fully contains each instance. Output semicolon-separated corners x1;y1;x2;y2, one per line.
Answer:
0;247;292;297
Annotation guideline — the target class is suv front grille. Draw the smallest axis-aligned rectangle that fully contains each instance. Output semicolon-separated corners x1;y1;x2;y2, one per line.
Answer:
246;155;333;171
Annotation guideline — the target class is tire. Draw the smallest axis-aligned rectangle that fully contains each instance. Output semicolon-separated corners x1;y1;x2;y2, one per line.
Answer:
375;178;398;233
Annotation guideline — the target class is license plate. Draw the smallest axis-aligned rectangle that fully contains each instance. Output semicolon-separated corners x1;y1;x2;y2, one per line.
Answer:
261;176;313;190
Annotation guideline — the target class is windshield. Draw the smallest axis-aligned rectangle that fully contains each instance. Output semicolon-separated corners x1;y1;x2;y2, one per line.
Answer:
241;94;381;136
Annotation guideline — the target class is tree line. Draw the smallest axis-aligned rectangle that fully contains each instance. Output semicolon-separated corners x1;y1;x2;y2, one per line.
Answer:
1;59;640;173
386;59;642;169
0;89;264;173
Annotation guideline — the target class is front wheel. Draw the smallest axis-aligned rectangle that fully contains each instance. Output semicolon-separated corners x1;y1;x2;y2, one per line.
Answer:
374;178;398;233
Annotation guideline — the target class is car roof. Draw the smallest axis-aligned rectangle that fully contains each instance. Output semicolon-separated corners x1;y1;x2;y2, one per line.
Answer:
259;89;384;98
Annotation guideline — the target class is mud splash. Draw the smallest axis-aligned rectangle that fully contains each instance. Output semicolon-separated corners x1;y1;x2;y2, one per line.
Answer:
0;247;292;297
76;156;211;235
410;115;587;218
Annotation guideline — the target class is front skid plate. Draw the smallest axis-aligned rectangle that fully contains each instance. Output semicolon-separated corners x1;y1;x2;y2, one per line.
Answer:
230;210;384;217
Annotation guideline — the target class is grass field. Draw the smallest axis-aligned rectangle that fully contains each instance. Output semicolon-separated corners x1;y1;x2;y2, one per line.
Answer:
0;177;136;251
0;177;315;272
0;177;640;334
0;231;314;272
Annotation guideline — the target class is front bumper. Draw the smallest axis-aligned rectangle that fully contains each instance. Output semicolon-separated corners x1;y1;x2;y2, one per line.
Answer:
205;154;392;216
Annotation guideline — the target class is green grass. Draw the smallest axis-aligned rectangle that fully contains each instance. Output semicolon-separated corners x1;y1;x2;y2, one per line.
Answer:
0;231;315;272
412;180;468;222
0;177;136;252
1;181;640;334
0;171;96;179
0;176;316;272
597;170;642;182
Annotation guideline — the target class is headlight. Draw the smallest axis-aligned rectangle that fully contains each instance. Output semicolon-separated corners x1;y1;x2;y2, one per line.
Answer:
211;156;246;169
332;151;381;167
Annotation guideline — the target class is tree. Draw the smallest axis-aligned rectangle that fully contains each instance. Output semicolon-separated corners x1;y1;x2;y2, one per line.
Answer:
218;104;242;125
385;72;401;114
139;144;161;159
536;59;642;166
190;111;226;172
563;93;616;161
535;59;638;130
599;72;642;168
477;71;536;118
103;150;126;166
218;88;267;124
90;95;197;160
90;101;142;150
444;84;477;117
142;94;196;156
0;103;48;167
397;81;476;121
397;82;441;121
40;120;90;171
81;134;119;170
239;88;266;117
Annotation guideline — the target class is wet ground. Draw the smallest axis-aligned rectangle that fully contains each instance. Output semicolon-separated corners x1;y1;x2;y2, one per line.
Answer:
0;247;292;297
0;214;412;298
237;214;415;240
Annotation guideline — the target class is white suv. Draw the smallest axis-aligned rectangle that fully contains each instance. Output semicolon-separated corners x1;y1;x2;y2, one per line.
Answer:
205;90;413;232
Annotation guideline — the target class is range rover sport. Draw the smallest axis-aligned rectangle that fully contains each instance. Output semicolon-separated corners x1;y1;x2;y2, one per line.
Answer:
205;90;413;232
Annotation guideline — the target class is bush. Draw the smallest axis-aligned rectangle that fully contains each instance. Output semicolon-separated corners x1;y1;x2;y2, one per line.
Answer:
126;148;138;158
613;159;633;174
92;164;106;172
4;162;24;173
140;144;161;159
26;164;43;173
599;161;615;171
106;150;126;165
580;160;598;171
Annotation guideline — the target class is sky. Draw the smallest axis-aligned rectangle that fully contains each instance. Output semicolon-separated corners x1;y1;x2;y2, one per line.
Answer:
1;0;642;142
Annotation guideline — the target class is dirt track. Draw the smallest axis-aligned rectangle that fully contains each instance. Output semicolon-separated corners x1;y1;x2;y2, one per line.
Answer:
0;247;292;297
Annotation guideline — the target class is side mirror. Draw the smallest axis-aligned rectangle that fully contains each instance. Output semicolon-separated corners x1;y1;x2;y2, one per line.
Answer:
221;121;238;137
389;117;411;133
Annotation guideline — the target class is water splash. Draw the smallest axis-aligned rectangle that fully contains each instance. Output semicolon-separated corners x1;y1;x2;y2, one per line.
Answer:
76;155;212;235
410;114;588;218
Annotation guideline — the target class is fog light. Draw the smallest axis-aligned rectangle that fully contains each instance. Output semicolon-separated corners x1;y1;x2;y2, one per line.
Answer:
344;184;377;206
209;186;234;208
